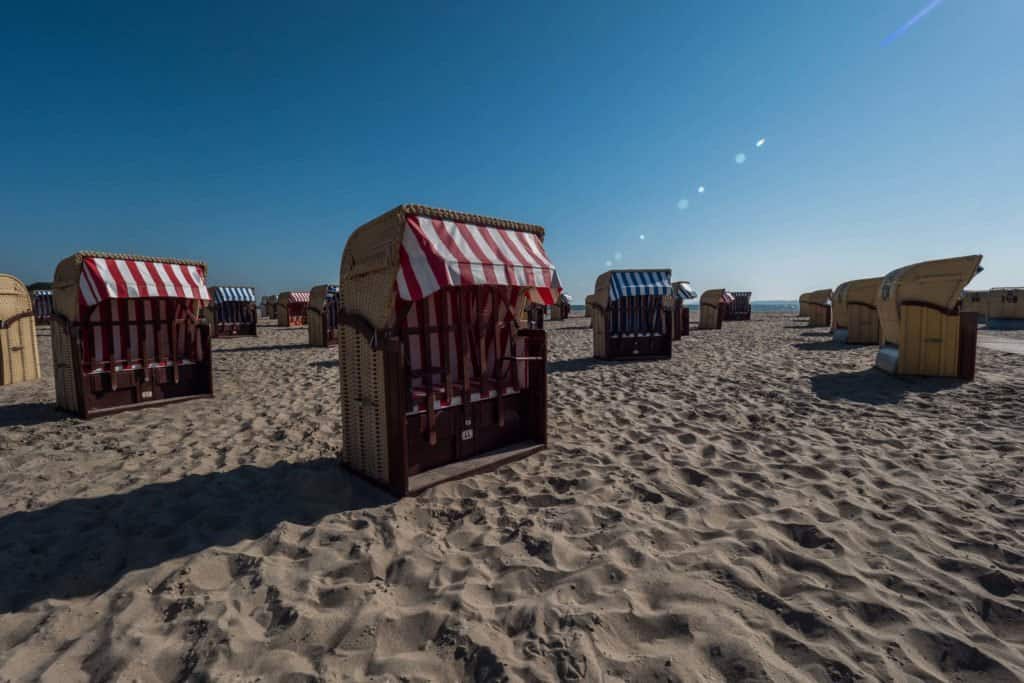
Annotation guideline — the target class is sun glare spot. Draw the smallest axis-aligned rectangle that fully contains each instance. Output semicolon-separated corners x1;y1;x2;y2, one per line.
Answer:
677;199;689;210
735;153;746;164
756;138;765;148
697;186;705;193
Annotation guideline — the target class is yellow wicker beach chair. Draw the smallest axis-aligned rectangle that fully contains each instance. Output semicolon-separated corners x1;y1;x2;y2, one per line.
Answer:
699;289;732;330
986;288;1024;329
0;274;41;386
337;205;560;496
308;284;340;346
832;277;883;344
875;255;983;379
801;289;833;327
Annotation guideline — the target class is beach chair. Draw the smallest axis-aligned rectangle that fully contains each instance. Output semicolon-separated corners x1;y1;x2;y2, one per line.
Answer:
277;291;309;327
698;289;732;330
1;274;42;386
337;205;560;496
832;277;882;344
50;252;213;417
797;293;811;318
591;270;672;359
260;295;275;319
31;288;54;323
549;293;571;321
986;288;1024;330
671;281;696;339
584;294;596;319
724;291;752;321
801;289;832;327
960;290;989;324
308;284;340;346
204;286;257;337
875;255;982;379
522;302;545;330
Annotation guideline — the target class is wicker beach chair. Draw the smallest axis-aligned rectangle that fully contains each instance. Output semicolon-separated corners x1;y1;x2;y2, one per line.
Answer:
591;270;672;359
1;274;41;386
698;289;733;330
724;291;752;321
985;288;1024;330
260;295;276;319
671;281;696;339
584;294;596;319
960;290;989;323
30;288;54;323
831;277;883;344
797;293;811;318
50;252;213;417
875;255;982;379
277;291;309;327
549;293;571;321
801;289;833;327
337;205;560;496
308;284;340;346
204;286;257;337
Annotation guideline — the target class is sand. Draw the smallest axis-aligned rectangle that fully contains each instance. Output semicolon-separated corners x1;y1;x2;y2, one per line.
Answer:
1;314;1022;682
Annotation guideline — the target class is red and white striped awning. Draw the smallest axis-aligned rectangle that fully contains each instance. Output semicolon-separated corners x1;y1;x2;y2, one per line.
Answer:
80;256;209;307
396;214;560;304
288;292;310;303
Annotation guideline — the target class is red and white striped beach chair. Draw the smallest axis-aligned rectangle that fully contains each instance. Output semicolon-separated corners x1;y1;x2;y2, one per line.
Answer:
337;205;560;496
50;252;213;417
277;291;309;327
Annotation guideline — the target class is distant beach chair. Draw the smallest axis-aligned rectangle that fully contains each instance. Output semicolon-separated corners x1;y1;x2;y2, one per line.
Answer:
801;289;833;327
985;288;1024;330
831;277;882;344
522;302;545;329
698;289;732;330
337;205;559;496
724;291;752;321
875;255;983;379
50;252;213;417
591;269;673;359
277;291;309;327
308;284;340;346
584;294;596;319
671;281;696;339
797;293;812;318
1;274;41;386
261;295;276;319
31;288;54;323
204;286;257;337
960;290;989;324
549;293;572;321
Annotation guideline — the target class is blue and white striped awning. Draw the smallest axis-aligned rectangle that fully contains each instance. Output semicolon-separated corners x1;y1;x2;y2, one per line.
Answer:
32;289;53;298
609;271;672;301
673;282;697;300
211;286;256;303
325;285;339;299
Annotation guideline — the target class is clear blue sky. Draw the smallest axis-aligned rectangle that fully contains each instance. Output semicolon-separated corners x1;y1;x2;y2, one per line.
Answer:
3;1;1021;299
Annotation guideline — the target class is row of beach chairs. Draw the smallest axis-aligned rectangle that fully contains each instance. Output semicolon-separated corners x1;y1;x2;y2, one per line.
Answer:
0;203;1010;497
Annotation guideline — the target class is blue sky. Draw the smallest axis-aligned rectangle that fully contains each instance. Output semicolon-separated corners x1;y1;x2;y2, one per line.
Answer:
3;1;1021;299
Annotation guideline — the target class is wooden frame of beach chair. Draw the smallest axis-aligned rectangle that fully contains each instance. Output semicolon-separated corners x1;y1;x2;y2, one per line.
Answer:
337;205;560;497
985;288;1024;330
522;302;545;330
671;281;696;340
203;286;257;337
277;291;309;327
584;294;596;319
50;252;213;417
875;255;982;379
831;277;882;344
1;274;42;386
724;291;752;321
960;290;989;323
591;270;672;359
698;289;730;330
308;284;340;347
802;289;832;327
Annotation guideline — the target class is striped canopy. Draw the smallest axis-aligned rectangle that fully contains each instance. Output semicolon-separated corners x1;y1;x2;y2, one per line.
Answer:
609;271;672;301
397;214;560;304
288;292;310;303
211;286;255;304
32;290;53;298
80;256;209;307
673;282;697;300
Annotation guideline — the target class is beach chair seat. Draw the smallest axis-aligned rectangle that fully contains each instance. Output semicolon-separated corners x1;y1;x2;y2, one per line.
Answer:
591;271;672;359
338;205;559;496
724;291;752;321
205;286;257;337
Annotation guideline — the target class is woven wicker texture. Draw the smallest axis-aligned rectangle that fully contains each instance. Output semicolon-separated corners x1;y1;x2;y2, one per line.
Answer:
308;284;333;346
699;289;726;330
832;277;883;330
0;274;41;385
877;256;982;346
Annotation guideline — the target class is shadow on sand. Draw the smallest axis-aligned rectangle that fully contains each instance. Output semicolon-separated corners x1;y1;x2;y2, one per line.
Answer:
0;402;69;428
792;341;850;352
0;458;392;613
810;369;964;405
547;357;606;374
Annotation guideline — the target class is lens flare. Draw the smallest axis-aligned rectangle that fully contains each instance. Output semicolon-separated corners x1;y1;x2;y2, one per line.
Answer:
884;0;943;45
755;138;765;148
677;199;689;210
735;153;746;164
698;186;705;193
639;234;646;240
614;252;623;261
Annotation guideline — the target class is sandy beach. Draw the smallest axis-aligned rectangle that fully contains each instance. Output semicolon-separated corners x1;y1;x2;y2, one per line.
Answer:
1;313;1022;682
